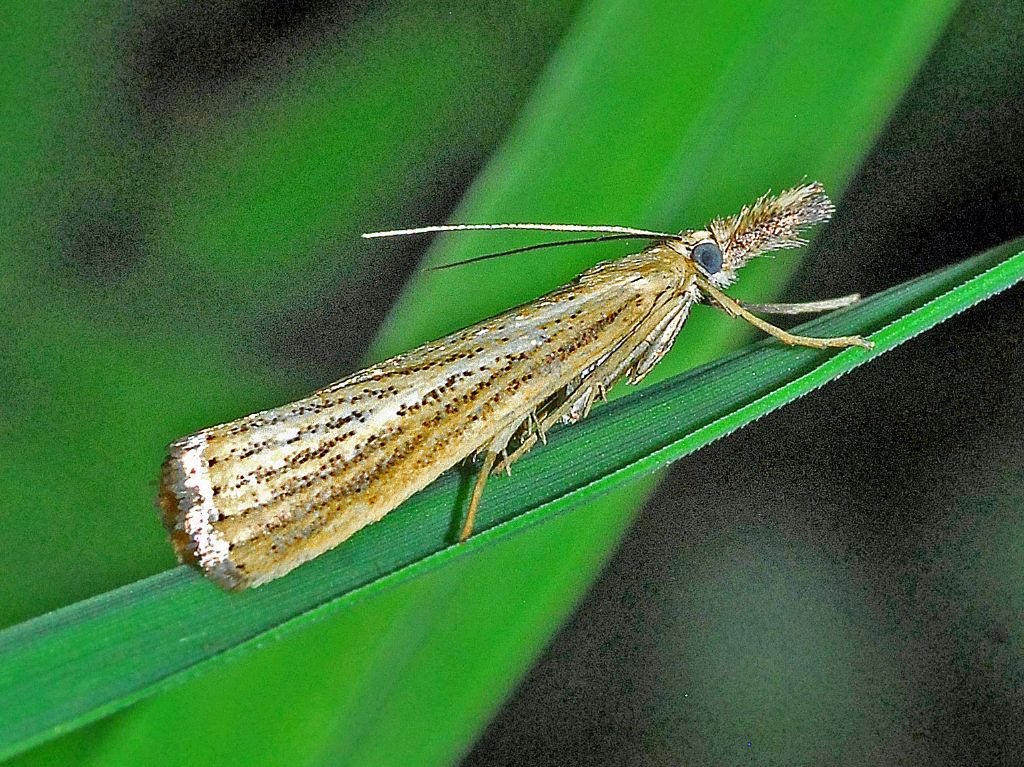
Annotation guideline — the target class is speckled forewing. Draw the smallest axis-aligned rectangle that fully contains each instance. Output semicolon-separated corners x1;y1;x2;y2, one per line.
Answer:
158;249;692;589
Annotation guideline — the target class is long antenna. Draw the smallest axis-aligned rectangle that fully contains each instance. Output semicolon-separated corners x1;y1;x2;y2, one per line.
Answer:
362;222;678;239
428;233;667;271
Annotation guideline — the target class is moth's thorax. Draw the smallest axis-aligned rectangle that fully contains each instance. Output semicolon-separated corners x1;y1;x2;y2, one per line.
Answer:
663;229;711;256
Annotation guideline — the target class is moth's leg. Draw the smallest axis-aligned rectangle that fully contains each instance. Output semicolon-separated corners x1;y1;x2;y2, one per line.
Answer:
738;293;861;315
495;348;638;474
529;411;547;444
496;381;607;473
460;424;517;542
702;280;873;350
491;404;561;476
580;385;603;419
494;294;685;477
493;391;579;475
496;435;538;476
459;450;498;542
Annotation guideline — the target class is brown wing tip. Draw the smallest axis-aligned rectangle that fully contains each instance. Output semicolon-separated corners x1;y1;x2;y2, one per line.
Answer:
157;455;199;567
156;443;251;592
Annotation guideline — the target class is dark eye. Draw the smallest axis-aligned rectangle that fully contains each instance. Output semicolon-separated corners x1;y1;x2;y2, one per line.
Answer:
692;241;723;274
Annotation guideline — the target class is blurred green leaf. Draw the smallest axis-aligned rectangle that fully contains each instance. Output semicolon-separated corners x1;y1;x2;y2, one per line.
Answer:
2;239;1022;762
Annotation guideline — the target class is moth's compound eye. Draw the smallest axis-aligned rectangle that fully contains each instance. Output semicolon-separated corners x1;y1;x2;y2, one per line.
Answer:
692;241;723;274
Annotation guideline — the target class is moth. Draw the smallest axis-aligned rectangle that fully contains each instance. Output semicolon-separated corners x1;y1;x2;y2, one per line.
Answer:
158;182;871;590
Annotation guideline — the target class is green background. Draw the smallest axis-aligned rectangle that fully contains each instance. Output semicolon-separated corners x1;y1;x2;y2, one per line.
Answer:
2;0;1022;765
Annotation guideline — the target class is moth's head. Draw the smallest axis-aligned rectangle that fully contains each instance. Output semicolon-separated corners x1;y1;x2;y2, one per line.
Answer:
671;182;835;288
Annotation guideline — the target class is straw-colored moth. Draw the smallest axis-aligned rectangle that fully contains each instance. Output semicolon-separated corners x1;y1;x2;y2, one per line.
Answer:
158;182;871;590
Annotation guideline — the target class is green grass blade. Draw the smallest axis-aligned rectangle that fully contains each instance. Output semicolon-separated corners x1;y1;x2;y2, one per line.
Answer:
1;239;1021;762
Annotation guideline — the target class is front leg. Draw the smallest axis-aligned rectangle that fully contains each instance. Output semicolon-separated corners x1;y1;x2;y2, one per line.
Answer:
699;279;873;350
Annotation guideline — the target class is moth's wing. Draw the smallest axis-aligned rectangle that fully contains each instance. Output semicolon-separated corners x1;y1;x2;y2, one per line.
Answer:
159;255;684;589
625;285;700;385
497;286;698;473
159;328;541;589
